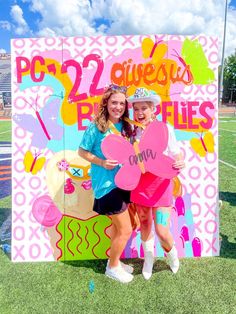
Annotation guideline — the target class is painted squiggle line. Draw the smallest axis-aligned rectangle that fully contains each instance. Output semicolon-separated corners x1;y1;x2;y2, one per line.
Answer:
104;219;112;239
92;222;100;259
76;222;82;254
55;217;63;261
84;226;89;249
104;220;112;257
67;219;75;256
105;248;110;257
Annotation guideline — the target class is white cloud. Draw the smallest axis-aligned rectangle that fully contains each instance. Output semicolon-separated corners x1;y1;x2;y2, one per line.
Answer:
20;0;236;58
27;0;97;37
10;4;30;35
100;0;235;57
0;48;7;53
0;21;11;31
225;8;236;57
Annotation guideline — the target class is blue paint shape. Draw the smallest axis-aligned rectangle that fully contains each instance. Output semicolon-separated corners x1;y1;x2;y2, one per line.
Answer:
136;231;142;258
185;241;193;257
185;209;194;225
89;280;95;293
156;211;170;227
156;241;164;257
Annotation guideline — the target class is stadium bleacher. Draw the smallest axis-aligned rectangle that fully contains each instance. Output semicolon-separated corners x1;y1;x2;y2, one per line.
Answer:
0;54;11;118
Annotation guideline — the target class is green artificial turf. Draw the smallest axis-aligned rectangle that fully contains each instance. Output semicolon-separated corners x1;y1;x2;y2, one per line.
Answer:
0;255;235;314
0;119;235;314
0;121;11;142
0;195;11;209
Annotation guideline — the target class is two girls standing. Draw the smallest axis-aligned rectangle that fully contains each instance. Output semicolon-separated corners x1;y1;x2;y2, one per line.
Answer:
79;85;185;283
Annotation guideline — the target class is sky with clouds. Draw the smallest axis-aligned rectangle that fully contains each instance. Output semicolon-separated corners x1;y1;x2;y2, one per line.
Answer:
0;0;236;60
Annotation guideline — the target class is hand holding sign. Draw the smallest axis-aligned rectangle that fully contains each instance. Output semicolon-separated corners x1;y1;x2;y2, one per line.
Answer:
102;121;179;190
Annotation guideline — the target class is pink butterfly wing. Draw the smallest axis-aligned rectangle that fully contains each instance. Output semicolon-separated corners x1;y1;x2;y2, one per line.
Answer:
101;134;141;190
148;154;179;179
101;134;134;163
139;121;179;179
115;163;141;191
140;120;168;153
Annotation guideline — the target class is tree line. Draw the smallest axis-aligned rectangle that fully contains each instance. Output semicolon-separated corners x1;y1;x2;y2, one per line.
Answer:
222;50;236;104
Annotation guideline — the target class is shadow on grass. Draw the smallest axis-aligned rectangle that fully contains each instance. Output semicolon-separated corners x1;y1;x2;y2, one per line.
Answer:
220;233;236;259
62;257;170;275
62;259;108;274
0;210;11;244
219;191;236;206
0;210;11;260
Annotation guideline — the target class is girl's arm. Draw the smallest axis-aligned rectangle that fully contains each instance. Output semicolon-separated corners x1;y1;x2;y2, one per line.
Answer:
78;148;118;170
172;152;185;170
167;125;185;170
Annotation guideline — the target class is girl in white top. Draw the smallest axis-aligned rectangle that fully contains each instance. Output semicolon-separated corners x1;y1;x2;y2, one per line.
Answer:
128;87;185;280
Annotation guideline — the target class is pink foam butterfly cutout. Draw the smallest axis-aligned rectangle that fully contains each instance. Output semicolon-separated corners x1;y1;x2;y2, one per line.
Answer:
101;120;179;190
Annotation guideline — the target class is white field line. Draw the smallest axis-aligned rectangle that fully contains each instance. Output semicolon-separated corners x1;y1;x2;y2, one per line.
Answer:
0;147;11;154
219;159;236;170
219;128;236;132
0;157;11;161
0;130;11;135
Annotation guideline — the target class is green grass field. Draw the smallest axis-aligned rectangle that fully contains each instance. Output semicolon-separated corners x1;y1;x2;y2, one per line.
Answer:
0;119;236;314
0;120;11;142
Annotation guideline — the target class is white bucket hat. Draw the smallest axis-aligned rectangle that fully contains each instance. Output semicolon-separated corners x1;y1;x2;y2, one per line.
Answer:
128;87;161;105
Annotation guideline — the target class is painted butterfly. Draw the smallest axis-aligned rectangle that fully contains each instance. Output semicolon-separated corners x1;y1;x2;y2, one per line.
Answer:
23;150;46;175
141;36;167;61
190;131;214;157
13;98;63;149
181;38;215;85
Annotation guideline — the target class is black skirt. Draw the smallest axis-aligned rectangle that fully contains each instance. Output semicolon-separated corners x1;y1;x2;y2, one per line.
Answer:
93;188;130;215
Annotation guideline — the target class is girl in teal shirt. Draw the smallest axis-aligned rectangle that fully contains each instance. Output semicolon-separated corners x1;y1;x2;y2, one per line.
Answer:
79;84;134;283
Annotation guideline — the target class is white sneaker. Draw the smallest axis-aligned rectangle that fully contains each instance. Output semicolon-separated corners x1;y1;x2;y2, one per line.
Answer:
142;237;155;280
166;246;180;274
105;265;134;283
106;260;134;274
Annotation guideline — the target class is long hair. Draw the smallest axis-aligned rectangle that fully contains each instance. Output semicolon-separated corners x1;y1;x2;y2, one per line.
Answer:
94;88;132;138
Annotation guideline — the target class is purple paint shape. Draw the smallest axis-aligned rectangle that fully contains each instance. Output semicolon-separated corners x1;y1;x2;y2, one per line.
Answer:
192;237;202;257
124;230;136;258
182;193;192;211
131;247;138;258
177;215;187;234
180;235;185;248
140;243;144;258
120;250;126;259
181;225;189;241
188;224;195;242
126;231;139;258
13;98;63;149
171;208;185;257
175;196;185;216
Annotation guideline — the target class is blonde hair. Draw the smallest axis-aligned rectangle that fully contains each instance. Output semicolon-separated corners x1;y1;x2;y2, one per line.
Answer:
94;88;132;137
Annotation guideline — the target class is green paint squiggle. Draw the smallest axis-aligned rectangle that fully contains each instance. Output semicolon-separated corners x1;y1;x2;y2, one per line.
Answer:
56;215;111;260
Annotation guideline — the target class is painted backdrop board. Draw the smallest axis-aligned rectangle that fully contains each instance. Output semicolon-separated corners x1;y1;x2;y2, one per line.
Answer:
11;34;219;262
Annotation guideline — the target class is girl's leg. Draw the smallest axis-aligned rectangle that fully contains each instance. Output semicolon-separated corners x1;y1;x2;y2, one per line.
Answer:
106;221;133;274
109;208;133;267
105;207;133;283
153;206;173;251
136;205;153;241
153;206;179;273
136;205;154;280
